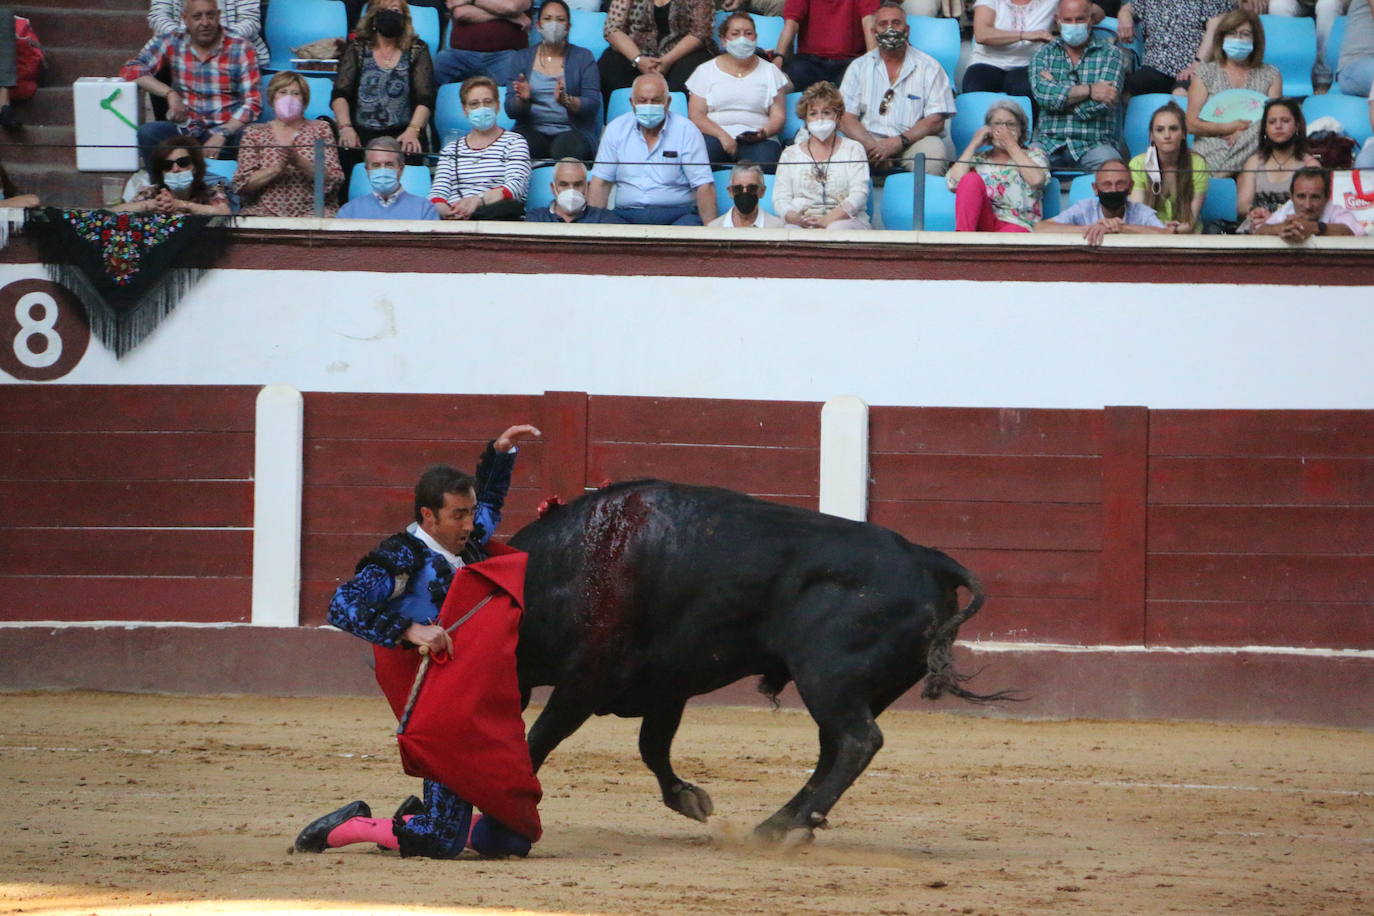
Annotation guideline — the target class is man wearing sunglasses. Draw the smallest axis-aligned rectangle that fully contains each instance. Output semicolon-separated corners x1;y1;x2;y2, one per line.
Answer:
708;162;785;227
838;1;955;175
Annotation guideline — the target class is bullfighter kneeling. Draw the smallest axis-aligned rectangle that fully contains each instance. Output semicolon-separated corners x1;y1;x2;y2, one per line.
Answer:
293;424;542;859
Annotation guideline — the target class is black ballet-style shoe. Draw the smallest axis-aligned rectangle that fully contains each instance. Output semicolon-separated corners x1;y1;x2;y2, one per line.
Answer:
393;794;425;819
292;799;371;853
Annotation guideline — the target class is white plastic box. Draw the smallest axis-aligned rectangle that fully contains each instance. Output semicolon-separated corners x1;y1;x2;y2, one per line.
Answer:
73;77;142;172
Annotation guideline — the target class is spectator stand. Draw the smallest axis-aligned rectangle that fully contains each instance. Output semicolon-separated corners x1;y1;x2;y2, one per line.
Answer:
605;88;690;125
907;15;961;84
1259;14;1317;98
880;170;956;230
346;162;434;200
434;84;519;144
255;74;336;122
413;6;442;54
1303;93;1374;145
950;91;1033;151
263;0;349;73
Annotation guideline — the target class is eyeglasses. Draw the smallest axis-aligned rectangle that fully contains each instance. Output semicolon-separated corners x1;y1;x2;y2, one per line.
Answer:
164;156;193;169
728;184;763;194
878;88;895;116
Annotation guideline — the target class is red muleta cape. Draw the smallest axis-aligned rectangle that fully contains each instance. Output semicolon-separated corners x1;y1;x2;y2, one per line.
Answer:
372;542;542;842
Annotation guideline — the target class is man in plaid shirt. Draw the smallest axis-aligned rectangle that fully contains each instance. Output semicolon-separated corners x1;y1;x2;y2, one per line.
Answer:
121;0;260;165
1028;0;1124;172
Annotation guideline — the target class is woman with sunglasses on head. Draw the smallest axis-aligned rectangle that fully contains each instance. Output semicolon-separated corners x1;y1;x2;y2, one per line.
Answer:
234;72;344;216
1236;97;1319;231
115;135;236;215
1186;9;1280;177
504;0;603;162
332;0;436;174
946;98;1048;232
1129;101;1208;232
685;12;790;171
774;81;871;229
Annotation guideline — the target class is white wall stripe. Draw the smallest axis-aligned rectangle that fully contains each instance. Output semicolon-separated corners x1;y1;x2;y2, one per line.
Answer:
250;384;304;627
819;396;869;522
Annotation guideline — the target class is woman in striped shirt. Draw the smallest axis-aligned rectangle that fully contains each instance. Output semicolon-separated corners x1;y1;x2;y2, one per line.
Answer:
431;76;531;220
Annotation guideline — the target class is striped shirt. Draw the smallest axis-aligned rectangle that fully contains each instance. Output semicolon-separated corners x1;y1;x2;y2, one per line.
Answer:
430;130;532;204
839;45;955;140
121;31;261;130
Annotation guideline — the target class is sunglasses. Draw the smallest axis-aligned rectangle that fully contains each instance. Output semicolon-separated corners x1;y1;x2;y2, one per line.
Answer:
728;184;763;194
878;88;895;117
164;156;194;169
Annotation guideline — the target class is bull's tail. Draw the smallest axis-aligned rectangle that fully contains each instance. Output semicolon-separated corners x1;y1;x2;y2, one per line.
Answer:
920;557;1024;704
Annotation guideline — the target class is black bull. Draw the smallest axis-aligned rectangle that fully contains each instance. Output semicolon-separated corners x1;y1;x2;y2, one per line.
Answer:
509;479;1016;844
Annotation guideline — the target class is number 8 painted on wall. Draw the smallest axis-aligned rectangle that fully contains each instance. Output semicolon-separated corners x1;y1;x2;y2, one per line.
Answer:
13;292;62;369
0;279;90;382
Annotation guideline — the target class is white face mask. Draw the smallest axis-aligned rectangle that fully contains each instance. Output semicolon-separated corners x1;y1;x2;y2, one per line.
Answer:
555;187;586;213
807;119;836;141
724;36;757;59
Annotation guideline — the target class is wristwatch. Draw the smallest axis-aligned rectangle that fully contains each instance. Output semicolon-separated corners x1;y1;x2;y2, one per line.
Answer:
633;54;642;66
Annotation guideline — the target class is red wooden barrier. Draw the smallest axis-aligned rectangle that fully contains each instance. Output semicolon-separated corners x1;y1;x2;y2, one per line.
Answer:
0;385;257;622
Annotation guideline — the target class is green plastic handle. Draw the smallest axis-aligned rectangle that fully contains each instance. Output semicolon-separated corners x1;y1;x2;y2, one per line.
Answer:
100;88;138;131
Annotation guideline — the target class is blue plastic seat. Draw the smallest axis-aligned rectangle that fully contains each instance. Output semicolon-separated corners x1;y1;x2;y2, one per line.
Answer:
907;16;960;83
434;84;519;144
712;170;777;216
204;159;238;181
1260;14;1317;98
1067;172;1095;204
1040;181;1061;219
879;171;955;230
780;91;804;143
412;5;441;53
255;73;335;122
949;92;1034;152
1327;15;1346;78
525;164;557;211
346;162;433;201
1303;93;1373;144
605;88;690;124
1124;93;1177;158
1199;177;1237;222
263;0;348;72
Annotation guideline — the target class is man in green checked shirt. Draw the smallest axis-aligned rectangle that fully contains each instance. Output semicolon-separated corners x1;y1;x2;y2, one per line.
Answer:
1029;0;1126;172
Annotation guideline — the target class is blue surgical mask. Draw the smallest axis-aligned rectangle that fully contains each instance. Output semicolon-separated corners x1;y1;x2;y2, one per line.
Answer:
468;106;497;131
1222;37;1254;59
1059;22;1090;46
368;166;400;195
164;169;194;191
725;36;757;59
634;103;666;129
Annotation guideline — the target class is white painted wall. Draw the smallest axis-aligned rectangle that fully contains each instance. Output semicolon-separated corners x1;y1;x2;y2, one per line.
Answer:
4;264;1374;408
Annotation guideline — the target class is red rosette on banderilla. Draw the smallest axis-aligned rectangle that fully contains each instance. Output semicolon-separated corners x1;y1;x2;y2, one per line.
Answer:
373;542;542;843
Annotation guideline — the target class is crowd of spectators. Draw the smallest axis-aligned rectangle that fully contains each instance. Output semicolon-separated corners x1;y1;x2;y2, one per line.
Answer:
0;0;1370;243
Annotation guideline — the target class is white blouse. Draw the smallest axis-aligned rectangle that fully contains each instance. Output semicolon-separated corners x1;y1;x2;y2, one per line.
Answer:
967;0;1058;70
774;135;871;224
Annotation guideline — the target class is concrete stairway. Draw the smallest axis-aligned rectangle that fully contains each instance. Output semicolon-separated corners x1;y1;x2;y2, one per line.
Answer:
6;0;152;207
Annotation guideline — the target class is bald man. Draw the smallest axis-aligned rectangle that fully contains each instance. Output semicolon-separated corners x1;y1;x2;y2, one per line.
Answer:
1028;0;1124;173
588;73;717;226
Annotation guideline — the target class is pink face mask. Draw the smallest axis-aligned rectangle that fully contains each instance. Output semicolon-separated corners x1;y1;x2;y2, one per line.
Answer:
273;94;304;121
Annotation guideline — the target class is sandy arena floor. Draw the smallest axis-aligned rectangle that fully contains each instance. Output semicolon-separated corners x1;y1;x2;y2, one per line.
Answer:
0;692;1370;916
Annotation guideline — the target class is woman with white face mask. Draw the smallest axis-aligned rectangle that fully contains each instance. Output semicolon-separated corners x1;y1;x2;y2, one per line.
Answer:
1184;9;1280;177
115;135;236;215
774;81;871;229
684;12;791;171
232;72;345;216
505;0;604;161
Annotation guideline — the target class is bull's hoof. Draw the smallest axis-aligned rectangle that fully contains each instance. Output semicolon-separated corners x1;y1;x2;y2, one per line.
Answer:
750;818;789;845
780;827;815;850
665;782;714;822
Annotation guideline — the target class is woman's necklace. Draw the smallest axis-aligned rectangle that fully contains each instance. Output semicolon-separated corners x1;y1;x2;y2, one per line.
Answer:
539;44;564;68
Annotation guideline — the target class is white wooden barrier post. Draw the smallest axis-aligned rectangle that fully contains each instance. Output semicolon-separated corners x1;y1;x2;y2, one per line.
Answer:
251;384;304;626
819;396;870;522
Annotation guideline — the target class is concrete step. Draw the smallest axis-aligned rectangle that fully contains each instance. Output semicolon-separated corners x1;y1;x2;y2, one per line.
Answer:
21;86;74;129
6;163;113;209
24;0;148;12
0;125;76;167
26;8;156;52
45;48;137;85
